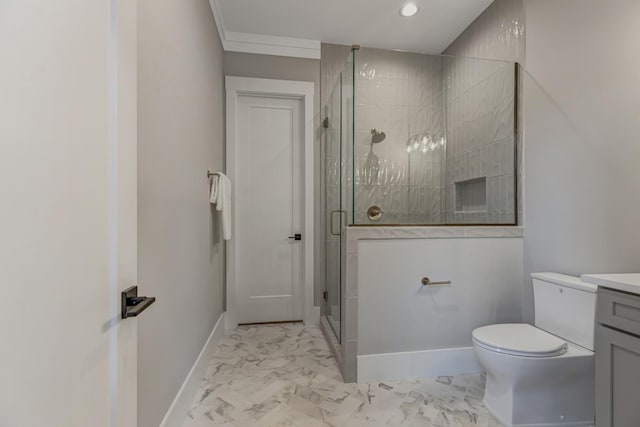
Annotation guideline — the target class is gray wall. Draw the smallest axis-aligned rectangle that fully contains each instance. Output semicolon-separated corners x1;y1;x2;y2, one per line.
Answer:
522;0;640;322
358;237;523;354
223;52;323;307
137;0;225;426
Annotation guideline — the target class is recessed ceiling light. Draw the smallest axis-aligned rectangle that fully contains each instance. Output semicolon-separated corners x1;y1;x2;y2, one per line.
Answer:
400;3;418;17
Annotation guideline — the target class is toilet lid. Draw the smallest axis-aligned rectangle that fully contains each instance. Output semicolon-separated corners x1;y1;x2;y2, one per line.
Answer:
472;324;568;357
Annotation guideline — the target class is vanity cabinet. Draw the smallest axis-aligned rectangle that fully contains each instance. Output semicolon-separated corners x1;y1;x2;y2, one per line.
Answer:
596;288;640;427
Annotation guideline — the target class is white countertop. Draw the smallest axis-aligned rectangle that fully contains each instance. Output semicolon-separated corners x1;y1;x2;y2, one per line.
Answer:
581;274;640;295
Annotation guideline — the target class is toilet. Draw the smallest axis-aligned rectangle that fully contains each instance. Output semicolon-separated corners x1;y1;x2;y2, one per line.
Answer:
472;273;597;427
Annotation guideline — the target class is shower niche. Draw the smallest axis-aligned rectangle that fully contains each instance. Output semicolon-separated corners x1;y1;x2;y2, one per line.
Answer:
455;177;487;213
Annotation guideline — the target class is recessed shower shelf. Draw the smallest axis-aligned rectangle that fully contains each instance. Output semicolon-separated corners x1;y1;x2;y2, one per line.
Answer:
455;177;487;213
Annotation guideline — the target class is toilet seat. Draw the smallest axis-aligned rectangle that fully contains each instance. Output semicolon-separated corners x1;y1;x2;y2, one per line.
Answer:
472;323;568;357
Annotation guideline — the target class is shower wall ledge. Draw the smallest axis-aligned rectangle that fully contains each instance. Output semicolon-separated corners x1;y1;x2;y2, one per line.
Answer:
331;225;524;383
346;226;523;253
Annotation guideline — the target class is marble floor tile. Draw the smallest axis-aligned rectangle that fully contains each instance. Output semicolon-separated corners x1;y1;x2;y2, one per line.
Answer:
182;323;502;427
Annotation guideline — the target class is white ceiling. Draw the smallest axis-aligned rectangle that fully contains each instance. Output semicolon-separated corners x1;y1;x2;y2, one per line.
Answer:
214;0;494;55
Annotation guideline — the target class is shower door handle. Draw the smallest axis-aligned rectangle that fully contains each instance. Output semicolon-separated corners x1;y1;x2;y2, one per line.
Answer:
330;210;344;236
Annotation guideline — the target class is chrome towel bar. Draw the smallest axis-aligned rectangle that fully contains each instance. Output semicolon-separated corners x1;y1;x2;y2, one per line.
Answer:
421;277;452;286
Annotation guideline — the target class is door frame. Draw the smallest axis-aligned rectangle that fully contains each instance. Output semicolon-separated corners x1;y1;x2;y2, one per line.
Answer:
225;76;317;329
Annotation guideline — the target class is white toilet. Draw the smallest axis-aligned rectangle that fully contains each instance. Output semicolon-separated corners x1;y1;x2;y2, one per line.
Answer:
472;273;597;427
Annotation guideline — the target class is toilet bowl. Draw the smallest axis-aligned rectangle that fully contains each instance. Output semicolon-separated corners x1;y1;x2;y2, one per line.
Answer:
472;273;597;427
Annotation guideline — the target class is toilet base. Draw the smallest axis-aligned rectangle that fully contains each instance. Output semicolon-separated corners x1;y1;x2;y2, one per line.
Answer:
483;395;594;427
475;342;595;427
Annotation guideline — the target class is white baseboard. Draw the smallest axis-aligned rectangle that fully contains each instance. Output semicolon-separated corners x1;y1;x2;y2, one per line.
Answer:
224;310;237;330
357;347;482;383
305;305;320;326
159;312;225;427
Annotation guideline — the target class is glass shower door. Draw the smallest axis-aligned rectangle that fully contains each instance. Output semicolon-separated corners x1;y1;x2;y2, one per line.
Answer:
323;75;342;341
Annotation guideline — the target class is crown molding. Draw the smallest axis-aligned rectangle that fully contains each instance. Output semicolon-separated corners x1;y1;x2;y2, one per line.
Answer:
224;31;321;59
208;0;228;51
209;0;321;60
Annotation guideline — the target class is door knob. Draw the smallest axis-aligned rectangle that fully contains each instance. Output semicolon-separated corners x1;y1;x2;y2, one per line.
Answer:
288;234;302;241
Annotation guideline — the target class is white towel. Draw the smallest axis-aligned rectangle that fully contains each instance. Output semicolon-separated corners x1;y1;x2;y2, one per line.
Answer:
209;175;219;204
209;172;232;240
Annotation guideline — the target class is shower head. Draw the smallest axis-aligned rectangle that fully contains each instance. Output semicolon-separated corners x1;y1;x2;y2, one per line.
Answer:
370;128;386;144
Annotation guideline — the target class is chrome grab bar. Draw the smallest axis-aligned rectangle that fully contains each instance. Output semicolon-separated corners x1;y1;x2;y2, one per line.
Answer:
421;277;452;286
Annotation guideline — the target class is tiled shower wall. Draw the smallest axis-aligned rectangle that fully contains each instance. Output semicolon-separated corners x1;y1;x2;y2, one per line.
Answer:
321;44;352;108
354;48;445;225
443;0;525;63
442;57;516;224
443;0;525;224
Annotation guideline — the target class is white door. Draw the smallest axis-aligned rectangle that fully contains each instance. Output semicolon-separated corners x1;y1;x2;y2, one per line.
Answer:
235;95;304;324
0;2;138;427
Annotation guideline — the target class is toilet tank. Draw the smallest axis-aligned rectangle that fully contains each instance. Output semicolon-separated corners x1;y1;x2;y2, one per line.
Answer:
532;272;598;351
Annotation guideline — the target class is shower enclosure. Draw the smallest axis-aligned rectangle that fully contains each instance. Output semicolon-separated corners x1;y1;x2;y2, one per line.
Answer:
321;47;519;342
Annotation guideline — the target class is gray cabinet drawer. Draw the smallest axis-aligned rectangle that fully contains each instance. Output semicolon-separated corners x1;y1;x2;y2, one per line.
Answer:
595;324;640;427
598;288;640;335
